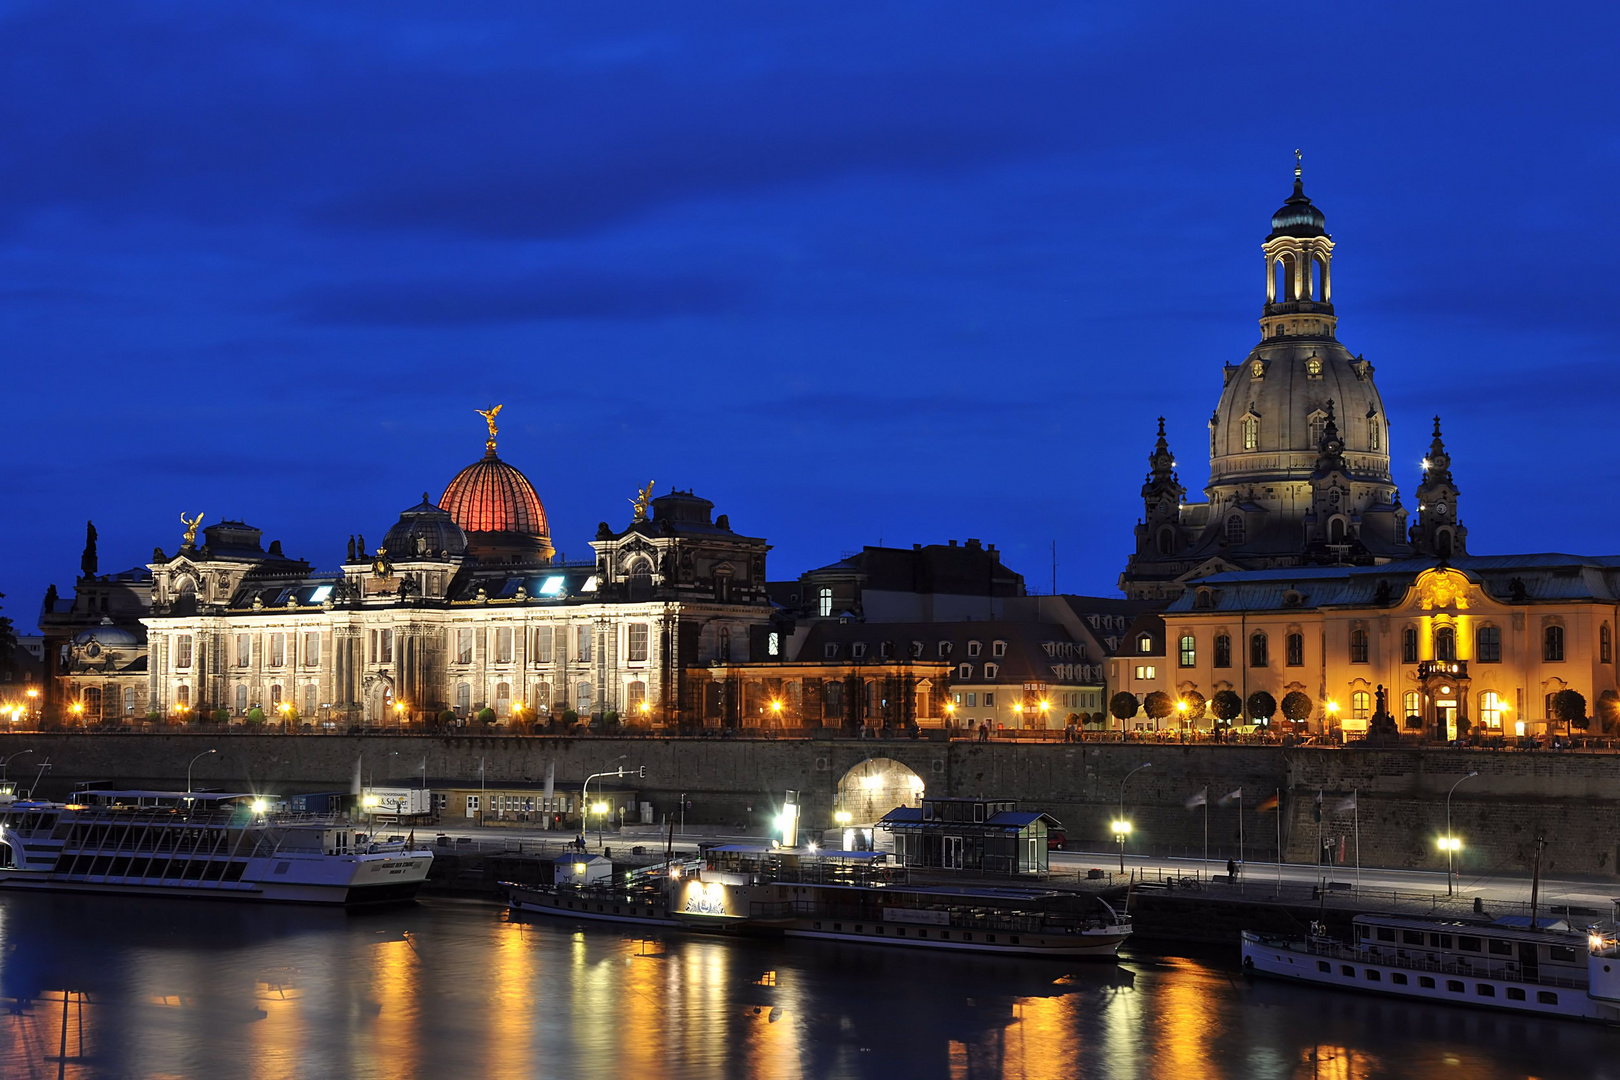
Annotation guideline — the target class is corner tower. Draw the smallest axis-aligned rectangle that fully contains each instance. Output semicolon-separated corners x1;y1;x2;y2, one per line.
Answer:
1410;417;1467;559
1121;159;1413;601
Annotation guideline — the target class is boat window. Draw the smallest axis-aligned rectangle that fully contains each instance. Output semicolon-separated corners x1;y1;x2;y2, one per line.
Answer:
1538;991;1558;1005
1391;973;1408;985
1459;936;1482;952
1446;980;1464;993
1477;984;1495;997
1317;961;1331;973
1549;945;1578;963
1341;966;1355;977
1009;937;1020;945
1356;925;1369;938
1507;987;1526;1001
1488;939;1513;955
1403;930;1424;945
1429;934;1453;949
1419;977;1436;988
1376;927;1396;942
1366;970;1381;981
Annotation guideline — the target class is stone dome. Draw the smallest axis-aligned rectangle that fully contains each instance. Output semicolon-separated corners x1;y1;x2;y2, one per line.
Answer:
382;495;468;559
73;623;142;653
1268;178;1327;240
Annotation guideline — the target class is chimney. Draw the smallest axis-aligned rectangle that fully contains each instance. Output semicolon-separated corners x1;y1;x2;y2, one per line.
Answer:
948;539;957;547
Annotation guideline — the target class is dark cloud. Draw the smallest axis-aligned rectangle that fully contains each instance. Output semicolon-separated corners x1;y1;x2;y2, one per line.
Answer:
296;270;752;325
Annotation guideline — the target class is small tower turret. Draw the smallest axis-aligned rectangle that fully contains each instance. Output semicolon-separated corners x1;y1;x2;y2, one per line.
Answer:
1135;417;1187;558
1260;151;1337;342
1305;400;1357;550
1410;416;1467;558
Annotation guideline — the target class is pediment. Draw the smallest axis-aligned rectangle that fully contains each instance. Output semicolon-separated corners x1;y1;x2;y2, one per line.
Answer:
1398;567;1479;612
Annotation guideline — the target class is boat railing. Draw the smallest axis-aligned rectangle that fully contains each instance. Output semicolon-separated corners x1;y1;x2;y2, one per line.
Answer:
1263;933;1590;990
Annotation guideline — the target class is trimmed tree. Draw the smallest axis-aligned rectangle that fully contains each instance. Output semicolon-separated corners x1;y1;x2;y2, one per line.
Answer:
1281;690;1313;726
1143;691;1174;730
1211;690;1243;726
476;706;497;726
1109;692;1140;726
1553;689;1588;731
1179;690;1207;723
1246;690;1277;726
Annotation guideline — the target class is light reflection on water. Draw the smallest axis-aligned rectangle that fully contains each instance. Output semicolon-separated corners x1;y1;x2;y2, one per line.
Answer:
2;893;1619;1079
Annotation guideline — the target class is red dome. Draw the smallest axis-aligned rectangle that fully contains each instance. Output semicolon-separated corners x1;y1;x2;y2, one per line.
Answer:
439;450;551;540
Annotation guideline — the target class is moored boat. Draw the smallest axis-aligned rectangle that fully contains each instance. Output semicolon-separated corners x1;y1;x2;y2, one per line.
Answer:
0;785;432;905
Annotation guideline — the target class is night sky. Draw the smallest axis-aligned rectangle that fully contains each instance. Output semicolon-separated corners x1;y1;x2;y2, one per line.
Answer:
4;3;1618;631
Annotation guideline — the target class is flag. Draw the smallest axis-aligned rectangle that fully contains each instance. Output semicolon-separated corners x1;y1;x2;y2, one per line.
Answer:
1257;792;1279;813
1337;793;1358;813
1219;788;1242;806
1184;790;1207;809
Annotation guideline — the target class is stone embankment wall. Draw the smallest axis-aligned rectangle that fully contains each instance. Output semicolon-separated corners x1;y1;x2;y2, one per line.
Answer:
3;734;1615;878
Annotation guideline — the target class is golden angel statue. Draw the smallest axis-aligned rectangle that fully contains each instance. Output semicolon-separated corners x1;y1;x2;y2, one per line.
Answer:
630;480;655;522
476;404;503;449
180;511;205;547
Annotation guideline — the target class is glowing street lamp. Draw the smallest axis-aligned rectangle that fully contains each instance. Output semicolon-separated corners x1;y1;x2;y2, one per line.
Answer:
186;748;217;795
1116;762;1152;873
1442;771;1479;895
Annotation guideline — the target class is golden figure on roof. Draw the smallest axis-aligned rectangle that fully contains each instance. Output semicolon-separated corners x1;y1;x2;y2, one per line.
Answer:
630;480;655;522
476;404;503;451
179;511;205;547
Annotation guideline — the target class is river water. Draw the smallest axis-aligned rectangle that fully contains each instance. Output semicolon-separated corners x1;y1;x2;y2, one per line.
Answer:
1;892;1617;1080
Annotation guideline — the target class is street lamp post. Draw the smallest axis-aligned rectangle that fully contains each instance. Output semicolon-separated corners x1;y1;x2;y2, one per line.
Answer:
186;748;218;795
1;748;33;782
1442;770;1479;895
580;754;629;848
1114;762;1152;873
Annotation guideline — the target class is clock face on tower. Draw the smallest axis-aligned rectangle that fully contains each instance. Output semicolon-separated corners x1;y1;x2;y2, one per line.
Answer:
1435;502;1448;516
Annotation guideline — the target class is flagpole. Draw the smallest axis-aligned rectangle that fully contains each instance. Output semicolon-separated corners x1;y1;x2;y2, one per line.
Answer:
1316;788;1323;888
1238;792;1244;877
1275;787;1282;892
1203;785;1209;878
1354;787;1361;893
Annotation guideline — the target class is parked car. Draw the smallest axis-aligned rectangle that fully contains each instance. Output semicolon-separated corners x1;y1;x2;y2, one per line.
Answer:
1047;829;1067;851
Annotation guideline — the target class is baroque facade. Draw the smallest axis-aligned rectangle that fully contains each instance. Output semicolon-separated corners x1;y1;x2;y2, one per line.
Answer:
49;416;775;729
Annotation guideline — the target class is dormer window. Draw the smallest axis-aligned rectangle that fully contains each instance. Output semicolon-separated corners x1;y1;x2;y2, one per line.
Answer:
1137;633;1153;653
967;640;982;657
958;663;972;680
938;641;952;657
984;663;999;679
852;643;867;659
824;643;839;659
1226;516;1245;544
992;640;1007;657
1306;358;1323;379
1242;414;1259;450
1250;359;1265;379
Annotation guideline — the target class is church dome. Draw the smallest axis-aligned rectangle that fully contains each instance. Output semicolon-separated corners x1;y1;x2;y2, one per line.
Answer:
383;495;468;559
73;623;142;653
1268;178;1327;240
440;450;550;538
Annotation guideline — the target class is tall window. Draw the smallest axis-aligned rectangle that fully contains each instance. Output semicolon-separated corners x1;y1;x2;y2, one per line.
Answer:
270;633;285;667
267;684;278;708
1349;627;1369;664
825;680;844;719
818;588;833;617
1249;632;1268;668
1402;627;1419;664
1479;691;1504;728
1137;634;1153;654
575;625;592;663
1286;633;1304;667
177;685;191;707
1178;634;1196;667
1242;414;1258;450
379;629;393;664
495;682;511;716
235;685;248;713
626;680;647;713
1476;626;1501;663
1434;627;1456;662
1351;691;1370;720
236;634;251;667
304;684;317;716
1403;691;1421;721
1226;516;1245;545
84;686;102;717
627;623;649;663
1543;625;1565;662
533;682;551;711
533;626;552;665
718;627;731;662
304;633;320;666
1368;418;1381;451
124;687;136;715
577;682;594;713
1213;635;1231;668
1603;624;1613;665
456;682;470;715
496;627;513;664
457;628;474;665
176;635;194;669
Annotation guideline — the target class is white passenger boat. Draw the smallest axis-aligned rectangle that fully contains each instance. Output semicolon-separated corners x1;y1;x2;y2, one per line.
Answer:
1242;911;1620;1024
0;785;432;905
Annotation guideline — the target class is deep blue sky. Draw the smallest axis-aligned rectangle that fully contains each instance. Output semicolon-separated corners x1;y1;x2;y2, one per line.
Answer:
5;2;1619;631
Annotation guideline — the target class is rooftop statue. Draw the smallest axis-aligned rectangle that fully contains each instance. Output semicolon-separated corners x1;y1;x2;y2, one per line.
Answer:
179;511;205;548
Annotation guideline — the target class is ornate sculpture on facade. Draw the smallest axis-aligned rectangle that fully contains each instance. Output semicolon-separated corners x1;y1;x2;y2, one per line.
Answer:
476;404;503;452
371;546;393;579
630;480;655;522
179;511;205;548
81;520;98;579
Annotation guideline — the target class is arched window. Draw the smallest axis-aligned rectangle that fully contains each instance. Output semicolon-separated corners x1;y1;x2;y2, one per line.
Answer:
1351;691;1370;720
1544;625;1565;662
124;686;137;715
626;680;647;714
1286;632;1304;666
533;682;551;712
1249;632;1268;668
304;684;317;716
1226;516;1245;545
1178;634;1196;667
577;682;594;713
495;682;511;717
84;686;102;717
1242;415;1258;451
1349;627;1368;664
1479;691;1504;728
455;682;471;716
1437;529;1453;558
1403;691;1421;722
1213;634;1231;668
1476;625;1501;663
1137;633;1154;654
1308;411;1327;447
236;685;248;713
1329;517;1347;545
817;588;833;618
1368;418;1381;451
718;626;732;662
1603;623;1612;665
1402;627;1419;664
1157;527;1175;555
1306;358;1323;379
1435;627;1456;662
266;685;278;708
